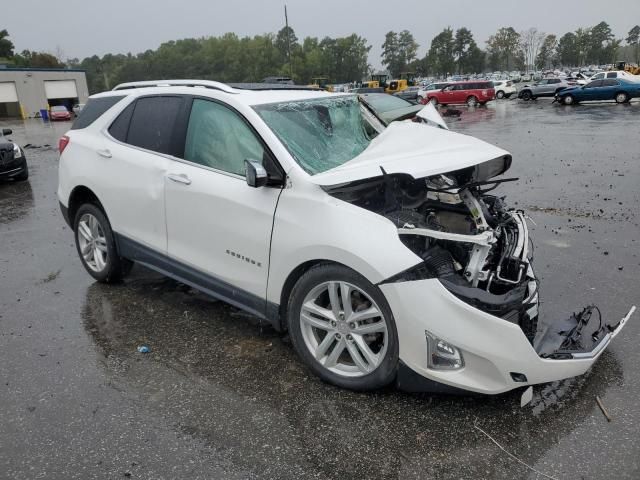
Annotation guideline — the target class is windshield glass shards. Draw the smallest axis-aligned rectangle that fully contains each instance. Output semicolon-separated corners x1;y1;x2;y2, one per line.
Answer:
254;95;377;175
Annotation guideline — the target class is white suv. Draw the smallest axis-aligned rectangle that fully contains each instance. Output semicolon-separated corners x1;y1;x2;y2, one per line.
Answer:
58;80;631;396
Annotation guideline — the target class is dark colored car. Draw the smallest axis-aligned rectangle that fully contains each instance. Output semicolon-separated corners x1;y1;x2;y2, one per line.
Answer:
555;78;640;105
50;105;72;121
423;81;495;106
358;93;424;125
392;86;420;102
0;128;28;181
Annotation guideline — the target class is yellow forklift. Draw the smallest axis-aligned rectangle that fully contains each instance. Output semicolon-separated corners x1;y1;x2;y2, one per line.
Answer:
309;77;330;90
612;61;640;75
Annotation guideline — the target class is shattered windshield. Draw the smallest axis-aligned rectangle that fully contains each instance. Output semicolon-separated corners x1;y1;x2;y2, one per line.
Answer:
254;95;376;175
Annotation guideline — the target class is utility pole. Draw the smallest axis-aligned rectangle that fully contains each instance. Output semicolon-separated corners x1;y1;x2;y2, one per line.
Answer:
285;5;293;79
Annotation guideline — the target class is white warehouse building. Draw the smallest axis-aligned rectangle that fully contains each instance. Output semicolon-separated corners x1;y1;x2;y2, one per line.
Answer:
0;67;89;119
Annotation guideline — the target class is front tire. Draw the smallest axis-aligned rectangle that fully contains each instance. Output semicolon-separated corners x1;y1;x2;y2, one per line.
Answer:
521;91;532;101
563;95;575;105
287;264;399;391
74;203;132;283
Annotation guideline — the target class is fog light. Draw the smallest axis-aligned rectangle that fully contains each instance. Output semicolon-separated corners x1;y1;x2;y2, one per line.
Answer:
425;331;464;370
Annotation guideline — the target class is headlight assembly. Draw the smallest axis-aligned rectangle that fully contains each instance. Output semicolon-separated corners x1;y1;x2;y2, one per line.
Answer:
13;143;23;159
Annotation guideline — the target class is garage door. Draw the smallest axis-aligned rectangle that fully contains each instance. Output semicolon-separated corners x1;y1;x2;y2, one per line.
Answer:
0;82;18;102
44;80;78;99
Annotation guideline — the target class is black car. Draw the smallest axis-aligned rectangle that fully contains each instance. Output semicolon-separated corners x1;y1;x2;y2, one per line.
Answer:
0;128;28;182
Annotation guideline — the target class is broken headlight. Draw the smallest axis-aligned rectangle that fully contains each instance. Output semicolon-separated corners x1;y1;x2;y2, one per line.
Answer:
425;331;464;370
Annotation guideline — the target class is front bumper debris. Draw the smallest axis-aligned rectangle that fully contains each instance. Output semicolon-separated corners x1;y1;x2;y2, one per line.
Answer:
380;278;634;395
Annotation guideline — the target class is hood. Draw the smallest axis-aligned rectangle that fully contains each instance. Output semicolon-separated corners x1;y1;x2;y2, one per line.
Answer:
308;121;511;187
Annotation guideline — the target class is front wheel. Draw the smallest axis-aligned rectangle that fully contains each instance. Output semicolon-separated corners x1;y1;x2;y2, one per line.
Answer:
521;91;532;101
74;203;133;283
416;95;424;104
562;95;575;105
615;92;629;104
287;264;399;391
467;96;479;107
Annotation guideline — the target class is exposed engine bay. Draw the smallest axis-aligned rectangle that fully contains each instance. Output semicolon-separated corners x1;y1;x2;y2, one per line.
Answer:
327;166;540;342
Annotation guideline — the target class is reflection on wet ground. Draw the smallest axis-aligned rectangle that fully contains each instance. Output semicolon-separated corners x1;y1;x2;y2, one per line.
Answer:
83;271;624;479
2;109;640;479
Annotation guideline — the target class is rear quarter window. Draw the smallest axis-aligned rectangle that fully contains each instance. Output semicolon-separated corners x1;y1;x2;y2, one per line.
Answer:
71;95;126;130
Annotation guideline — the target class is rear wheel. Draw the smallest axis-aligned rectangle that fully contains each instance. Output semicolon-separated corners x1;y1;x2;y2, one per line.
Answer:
563;95;575;105
416;95;424;104
74;203;133;283
496;90;505;99
466;96;479;107
287;264;398;391
429;97;438;105
615;92;629;104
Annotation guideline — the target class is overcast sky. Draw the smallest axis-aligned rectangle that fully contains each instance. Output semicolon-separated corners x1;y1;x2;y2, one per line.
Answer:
5;0;640;68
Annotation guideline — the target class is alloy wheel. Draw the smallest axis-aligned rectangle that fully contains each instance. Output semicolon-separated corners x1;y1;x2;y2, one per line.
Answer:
299;281;388;377
77;213;108;272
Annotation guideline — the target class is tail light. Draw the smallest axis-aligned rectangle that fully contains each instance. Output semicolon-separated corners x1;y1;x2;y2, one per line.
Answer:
58;135;70;154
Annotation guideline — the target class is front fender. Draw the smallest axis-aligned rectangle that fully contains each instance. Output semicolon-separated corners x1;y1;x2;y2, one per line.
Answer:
266;184;421;304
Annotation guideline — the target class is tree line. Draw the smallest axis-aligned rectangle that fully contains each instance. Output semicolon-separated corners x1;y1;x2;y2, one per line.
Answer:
0;22;639;94
384;22;640;78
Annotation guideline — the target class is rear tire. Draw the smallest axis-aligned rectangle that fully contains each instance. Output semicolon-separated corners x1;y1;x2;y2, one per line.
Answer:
74;203;133;283
615;92;629;104
429;97;438;105
496;90;505;99
287;264;399;391
416;95;424;104
466;96;479;107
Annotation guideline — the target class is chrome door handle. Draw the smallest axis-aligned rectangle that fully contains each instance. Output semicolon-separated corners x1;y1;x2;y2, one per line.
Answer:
167;173;192;185
97;149;112;158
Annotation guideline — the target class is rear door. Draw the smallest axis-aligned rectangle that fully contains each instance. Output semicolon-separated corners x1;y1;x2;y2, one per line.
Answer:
103;95;185;252
164;97;283;314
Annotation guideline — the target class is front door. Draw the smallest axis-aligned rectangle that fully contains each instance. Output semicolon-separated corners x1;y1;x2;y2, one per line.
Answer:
164;98;282;315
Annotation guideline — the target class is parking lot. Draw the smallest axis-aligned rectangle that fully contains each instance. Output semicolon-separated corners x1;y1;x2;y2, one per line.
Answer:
1;99;639;479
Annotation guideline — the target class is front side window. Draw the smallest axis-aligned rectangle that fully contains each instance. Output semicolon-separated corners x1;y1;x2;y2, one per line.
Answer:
606;72;617;78
254;95;375;175
584;80;603;89
126;96;183;155
184;99;265;176
594;73;605;80
602;79;620;87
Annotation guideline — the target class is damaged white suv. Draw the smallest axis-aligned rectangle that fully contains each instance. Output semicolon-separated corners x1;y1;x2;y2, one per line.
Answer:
58;80;633;396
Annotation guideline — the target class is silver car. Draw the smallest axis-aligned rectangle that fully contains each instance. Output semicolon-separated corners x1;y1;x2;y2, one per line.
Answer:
518;78;571;100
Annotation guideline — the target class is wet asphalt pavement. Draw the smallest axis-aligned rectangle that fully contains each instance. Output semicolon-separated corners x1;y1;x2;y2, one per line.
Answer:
1;99;639;479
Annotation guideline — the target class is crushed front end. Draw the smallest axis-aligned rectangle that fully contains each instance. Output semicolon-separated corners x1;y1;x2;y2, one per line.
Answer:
327;160;633;394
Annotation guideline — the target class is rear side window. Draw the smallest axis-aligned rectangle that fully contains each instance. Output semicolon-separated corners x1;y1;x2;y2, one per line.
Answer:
125;96;184;154
71;95;125;130
606;72;617;78
108;102;135;142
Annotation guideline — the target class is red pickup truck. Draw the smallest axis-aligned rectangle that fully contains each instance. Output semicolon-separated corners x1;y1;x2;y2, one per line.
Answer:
421;81;495;106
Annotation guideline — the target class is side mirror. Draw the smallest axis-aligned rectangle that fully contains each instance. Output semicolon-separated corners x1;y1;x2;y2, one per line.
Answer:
2;128;12;136
245;159;268;188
